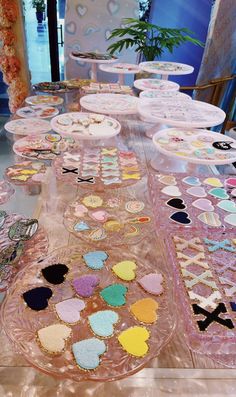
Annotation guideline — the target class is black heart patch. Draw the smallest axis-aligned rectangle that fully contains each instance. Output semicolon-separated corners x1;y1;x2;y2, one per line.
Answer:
166;198;186;210
41;263;69;284
170;211;192;225
23;287;52;311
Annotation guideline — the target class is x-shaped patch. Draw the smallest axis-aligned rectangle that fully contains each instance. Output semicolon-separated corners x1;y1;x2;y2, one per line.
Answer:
204;238;236;253
62;167;78;175
188;290;222;309
219;276;236;297
192;302;234;331
177;252;209;269
174;236;204;253
77;177;94;184
182;269;217;289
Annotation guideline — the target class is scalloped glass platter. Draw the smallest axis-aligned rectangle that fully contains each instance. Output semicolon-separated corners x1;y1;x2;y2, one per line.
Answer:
5;161;48;185
25;95;64;106
4;118;51;136
16;105;59;119
80;94;139;115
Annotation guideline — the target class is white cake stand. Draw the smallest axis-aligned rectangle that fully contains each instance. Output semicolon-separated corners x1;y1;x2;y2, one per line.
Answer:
99;63;140;84
69;53;118;81
139;61;194;80
134;78;179;91
80;94;139;115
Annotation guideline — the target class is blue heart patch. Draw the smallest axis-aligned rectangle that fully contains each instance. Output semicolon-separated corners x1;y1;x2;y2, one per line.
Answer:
88;310;119;337
83;251;108;270
72;338;106;370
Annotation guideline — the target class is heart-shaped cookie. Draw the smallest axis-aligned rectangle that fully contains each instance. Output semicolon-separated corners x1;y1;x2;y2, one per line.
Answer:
90;210;109;223
130;298;158;324
74;221;90;232
187;187;207;198
224;214;236;226
170;211;192;225
159;175;177;186
198;212;221;227
83;251;108;270
217;200;236;213
37;324;72;354
138;273;164;295
88;310;119;338
118;326;150;357
112;260;136;281
182;176;201;186
73;274;100;297
55;298;85;324
203;177;223;187
100;284;128;307
72;338;106;370
226;178;236;188
23;287;52;311
208;188;229;200
41;264;69;285
161;186;181;197
192;198;214;212
166;198;186;210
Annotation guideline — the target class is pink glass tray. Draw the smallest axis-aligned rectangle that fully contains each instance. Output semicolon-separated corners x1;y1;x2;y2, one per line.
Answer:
0;213;48;292
149;172;236;230
63;187;154;246
1;243;176;381
166;229;236;367
5;161;48;185
52;147;144;189
0;181;15;205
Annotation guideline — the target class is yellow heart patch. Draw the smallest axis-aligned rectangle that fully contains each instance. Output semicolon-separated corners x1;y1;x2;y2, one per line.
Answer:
130;298;159;324
203;178;223;188
118;326;150;357
112;260;136;281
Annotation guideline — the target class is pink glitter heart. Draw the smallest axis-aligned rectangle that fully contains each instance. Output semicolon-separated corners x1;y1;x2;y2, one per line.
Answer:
138;273;164;295
73;275;100;298
226;178;236;188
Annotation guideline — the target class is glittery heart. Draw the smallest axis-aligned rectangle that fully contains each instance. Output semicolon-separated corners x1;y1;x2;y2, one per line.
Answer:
217;200;236;213
112;261;136;281
100;284;128;307
55;298;85;324
83;251;108;270
138;273;164;295
158;175;177;186
161;186;182;197
187;187;207;198
41;264;69;285
198;212;221;227
170;211;191;225
203;178;223;187
88;310;119;338
166;198;186;210
89;228;107;240
37;324;72;354
130;298;158;324
118;326;150;357
231;188;236;197
74;221;90;232
208;188;229;199
23;287;52;311
76;4;88;17
73;274;100;297
90;210;109;223
224;214;236;226
225;178;236;188
192;198;214;212
72;338;106;370
182;176;201;186
73;204;88;217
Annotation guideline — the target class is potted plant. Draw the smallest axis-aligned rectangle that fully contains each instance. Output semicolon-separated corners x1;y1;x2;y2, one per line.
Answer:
107;18;204;62
31;0;46;24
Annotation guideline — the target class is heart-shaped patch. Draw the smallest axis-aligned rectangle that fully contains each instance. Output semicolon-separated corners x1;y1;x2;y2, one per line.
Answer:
90;210;109;223
112;260;136;281
208;188;229;200
89;228;107;241
161;186;181;197
192;198;214;212
226;178;236;188
130;298;159;324
55;298;85;324
203;178;223;187
182;176;201;186
72;338;106;370
23;287;52;311
100;284;128;307
159;175;177;186
118;326;150;357
83;251;108;270
198;212;221;227
41;264;69;285
73;274;100;297
88;310;119;338
170;211;192;225
166;198;186;210
217;200;236;213
231;188;236;197
65;21;76;35
138;273;164;295
77;4;87;17
187;187;207;198
224;214;236;226
74;221;90;232
107;0;120;15
73;204;88;217
37;324;72;354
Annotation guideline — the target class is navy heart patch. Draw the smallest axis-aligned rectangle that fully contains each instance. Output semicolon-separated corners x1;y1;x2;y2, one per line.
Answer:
23;287;52;311
170;211;192;225
42;264;69;285
166;198;186;210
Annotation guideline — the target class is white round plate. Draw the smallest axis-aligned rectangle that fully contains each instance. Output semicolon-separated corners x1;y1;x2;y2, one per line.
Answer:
70;53;118;64
16;105;59;119
50;112;121;139
25;95;64;106
138;99;226;128
80;94;139;115
139;61;194;75
4;118;51;136
99;63;140;74
134;79;179;91
139;90;191;100
153;128;236;165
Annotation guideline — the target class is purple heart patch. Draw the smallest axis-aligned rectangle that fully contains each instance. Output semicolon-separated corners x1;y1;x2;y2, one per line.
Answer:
73;275;100;298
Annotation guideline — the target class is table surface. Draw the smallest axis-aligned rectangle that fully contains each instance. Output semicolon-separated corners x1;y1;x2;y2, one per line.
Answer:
0;89;236;396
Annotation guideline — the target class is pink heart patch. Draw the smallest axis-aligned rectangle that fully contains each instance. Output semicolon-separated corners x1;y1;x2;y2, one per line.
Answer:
138;273;164;295
90;210;109;222
226;178;236;188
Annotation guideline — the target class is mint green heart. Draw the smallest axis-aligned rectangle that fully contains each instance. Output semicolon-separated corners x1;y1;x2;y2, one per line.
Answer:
100;284;127;307
217;200;236;213
88;310;119;337
208;188;229;200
